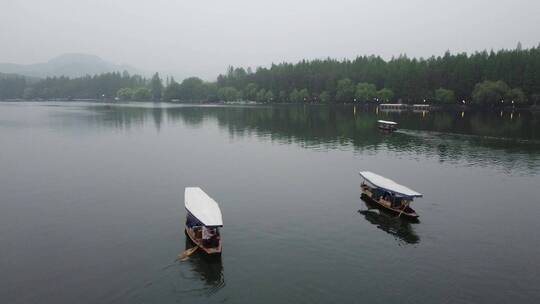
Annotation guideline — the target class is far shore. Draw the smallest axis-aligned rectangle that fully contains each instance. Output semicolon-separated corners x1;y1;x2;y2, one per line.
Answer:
1;98;539;112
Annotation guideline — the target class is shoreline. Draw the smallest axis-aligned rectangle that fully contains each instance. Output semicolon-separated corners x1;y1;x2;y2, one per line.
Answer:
1;99;538;112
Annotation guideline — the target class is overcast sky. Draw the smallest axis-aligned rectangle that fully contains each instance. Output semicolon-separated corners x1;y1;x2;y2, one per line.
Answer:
1;0;539;80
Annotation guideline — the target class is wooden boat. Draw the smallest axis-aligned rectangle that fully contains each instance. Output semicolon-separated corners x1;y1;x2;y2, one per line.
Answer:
377;120;398;131
412;104;431;112
359;171;422;219
379;103;409;112
184;187;223;254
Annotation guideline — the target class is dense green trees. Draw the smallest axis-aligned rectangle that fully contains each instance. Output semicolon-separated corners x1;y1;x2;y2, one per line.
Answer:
265;90;274;102
0;72;146;100
507;88;527;105
23;87;36;99
289;89;301;103
2;44;540;106
319;91;331;103
116;87;152;101
0;74;26;99
434;88;456;104
335;78;355;102
376;88;394;102
279;90;288;102
256;89;267;102
244;83;258;101
471;80;510;105
150;73;163;101
252;89;275;102
472;80;510;104
213;44;540;105
132;87;151;101
355;83;377;102
471;80;529;106
116;88;134;100
288;88;309;103
163;78;181;101
176;77;205;101
217;86;240;101
161;77;218;102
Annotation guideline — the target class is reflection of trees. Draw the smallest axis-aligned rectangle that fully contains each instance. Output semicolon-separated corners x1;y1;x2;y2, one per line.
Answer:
391;110;535;140
184;236;225;295
151;107;163;131
84;105;152;131
395;130;540;173
168;105;540;172
359;198;420;245
168;105;386;150
84;104;540;173
167;106;205;127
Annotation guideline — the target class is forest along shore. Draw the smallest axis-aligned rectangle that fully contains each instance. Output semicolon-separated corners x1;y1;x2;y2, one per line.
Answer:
1;44;540;107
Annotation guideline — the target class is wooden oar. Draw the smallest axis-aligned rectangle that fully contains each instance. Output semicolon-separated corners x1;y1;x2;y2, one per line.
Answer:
396;202;408;218
397;202;410;217
179;246;198;261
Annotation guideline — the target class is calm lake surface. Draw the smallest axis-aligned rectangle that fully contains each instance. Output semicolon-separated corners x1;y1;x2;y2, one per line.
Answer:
1;102;540;304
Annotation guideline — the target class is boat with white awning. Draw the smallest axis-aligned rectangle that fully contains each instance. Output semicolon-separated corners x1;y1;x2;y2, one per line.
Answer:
359;171;422;219
184;187;223;254
377;120;398;131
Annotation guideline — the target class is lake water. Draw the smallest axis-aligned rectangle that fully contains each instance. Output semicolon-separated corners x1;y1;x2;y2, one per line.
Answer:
1;102;540;304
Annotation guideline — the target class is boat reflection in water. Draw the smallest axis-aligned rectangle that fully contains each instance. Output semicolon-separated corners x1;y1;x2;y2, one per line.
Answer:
183;235;225;295
359;197;420;245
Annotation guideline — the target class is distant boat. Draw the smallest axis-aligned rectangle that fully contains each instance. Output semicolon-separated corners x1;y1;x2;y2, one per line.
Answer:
359;171;422;219
412;104;431;112
377;120;398;131
184;187;223;254
379;103;409;112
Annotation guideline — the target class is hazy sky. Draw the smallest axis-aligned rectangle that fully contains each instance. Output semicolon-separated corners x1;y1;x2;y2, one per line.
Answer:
1;0;539;80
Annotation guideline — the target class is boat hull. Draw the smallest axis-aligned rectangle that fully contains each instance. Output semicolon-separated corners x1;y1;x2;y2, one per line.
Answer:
185;227;222;255
361;192;419;219
377;125;397;131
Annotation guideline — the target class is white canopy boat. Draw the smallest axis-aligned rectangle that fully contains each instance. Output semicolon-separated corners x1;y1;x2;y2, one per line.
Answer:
359;171;422;219
184;187;223;254
377;120;398;131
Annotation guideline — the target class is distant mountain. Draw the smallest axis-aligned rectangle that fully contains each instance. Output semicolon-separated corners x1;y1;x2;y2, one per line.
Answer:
0;54;141;78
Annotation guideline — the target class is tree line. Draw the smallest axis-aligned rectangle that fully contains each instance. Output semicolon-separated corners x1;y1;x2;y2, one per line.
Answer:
1;43;539;105
213;43;540;105
0;71;148;100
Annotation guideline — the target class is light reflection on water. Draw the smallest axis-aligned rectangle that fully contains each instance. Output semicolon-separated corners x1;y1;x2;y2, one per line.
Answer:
65;102;540;175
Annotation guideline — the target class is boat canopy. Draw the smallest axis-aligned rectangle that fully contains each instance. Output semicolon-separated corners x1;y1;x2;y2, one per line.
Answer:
377;120;397;125
379;104;408;107
185;187;223;227
359;171;422;198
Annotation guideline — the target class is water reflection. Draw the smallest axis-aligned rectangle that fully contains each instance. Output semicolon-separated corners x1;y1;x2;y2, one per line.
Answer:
358;198;420;245
3;101;540;303
70;103;540;174
183;236;225;295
